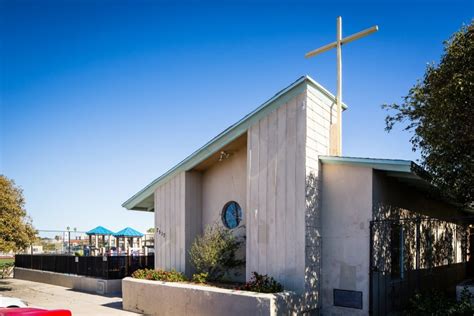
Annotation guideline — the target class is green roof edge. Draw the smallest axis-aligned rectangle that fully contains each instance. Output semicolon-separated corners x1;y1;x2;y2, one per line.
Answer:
319;156;415;173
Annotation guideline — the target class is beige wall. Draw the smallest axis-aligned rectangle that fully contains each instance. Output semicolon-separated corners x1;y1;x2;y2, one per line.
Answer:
154;172;186;272
246;85;337;310
154;171;202;276
201;146;247;230
246;92;307;293
304;83;337;309
320;164;373;316
201;146;247;281
305;84;336;173
185;171;202;276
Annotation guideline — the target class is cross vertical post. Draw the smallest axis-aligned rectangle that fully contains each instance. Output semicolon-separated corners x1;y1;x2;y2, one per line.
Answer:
305;17;378;156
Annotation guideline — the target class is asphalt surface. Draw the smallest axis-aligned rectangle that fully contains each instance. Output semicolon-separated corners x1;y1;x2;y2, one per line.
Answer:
0;278;140;315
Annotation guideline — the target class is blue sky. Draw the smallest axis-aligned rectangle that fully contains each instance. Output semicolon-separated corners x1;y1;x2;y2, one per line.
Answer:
1;0;472;234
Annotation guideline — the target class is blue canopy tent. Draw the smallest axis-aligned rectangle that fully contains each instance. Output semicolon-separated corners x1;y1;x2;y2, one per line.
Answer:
86;226;114;236
113;227;144;255
86;226;115;255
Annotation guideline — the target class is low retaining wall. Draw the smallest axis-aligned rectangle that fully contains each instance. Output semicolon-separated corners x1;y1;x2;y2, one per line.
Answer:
122;277;307;316
14;268;121;295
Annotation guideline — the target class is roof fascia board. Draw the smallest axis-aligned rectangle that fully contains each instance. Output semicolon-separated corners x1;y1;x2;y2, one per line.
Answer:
319;156;413;173
123;76;323;210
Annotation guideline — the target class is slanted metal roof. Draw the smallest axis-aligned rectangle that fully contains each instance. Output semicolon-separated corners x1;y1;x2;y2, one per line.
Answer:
319;156;415;172
113;227;144;238
86;226;114;236
319;155;430;185
319;156;470;212
122;75;346;211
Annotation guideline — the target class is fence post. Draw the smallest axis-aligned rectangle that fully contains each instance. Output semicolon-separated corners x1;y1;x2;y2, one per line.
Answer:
126;256;129;277
415;217;420;270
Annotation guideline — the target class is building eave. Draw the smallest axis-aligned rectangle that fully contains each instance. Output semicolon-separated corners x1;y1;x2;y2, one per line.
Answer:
320;155;472;213
319;156;414;173
123;75;346;211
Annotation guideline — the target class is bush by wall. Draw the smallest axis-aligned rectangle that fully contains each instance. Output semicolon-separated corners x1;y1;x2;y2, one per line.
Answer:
406;288;473;315
131;268;187;282
237;272;283;293
189;224;244;281
192;272;209;283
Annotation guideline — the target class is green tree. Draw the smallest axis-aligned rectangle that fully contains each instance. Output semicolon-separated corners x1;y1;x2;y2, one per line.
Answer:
0;175;37;252
383;21;473;206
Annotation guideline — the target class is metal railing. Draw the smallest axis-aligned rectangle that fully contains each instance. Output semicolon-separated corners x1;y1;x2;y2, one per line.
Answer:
15;254;154;279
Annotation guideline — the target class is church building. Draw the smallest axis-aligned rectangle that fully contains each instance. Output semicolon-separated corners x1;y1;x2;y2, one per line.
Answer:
123;75;469;315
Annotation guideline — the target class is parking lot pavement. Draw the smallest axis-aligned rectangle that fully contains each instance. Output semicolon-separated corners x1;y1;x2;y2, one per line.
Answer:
0;278;140;315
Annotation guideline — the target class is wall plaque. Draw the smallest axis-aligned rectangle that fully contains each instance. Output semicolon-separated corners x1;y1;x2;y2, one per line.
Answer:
333;289;363;309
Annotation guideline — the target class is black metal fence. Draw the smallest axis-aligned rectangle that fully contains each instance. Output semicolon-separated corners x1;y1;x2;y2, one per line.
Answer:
15;254;154;279
370;217;470;315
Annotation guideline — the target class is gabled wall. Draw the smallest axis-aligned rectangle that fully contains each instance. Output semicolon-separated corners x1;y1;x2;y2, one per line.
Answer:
153;79;340;312
246;91;307;293
246;83;338;312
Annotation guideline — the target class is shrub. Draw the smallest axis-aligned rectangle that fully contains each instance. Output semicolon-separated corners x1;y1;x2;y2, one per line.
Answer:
0;262;14;279
192;272;209;283
131;268;187;282
405;287;474;315
189;224;244;281
237;272;283;293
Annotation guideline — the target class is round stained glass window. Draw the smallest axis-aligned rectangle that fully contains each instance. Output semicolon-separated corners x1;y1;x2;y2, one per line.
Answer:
221;201;242;229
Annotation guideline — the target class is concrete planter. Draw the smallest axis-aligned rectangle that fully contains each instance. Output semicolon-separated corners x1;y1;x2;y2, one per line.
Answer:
14;268;122;295
122;277;302;316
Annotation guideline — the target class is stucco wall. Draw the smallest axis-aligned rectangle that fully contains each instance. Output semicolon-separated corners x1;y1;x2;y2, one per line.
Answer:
201;146;247;281
201;146;247;229
320;164;373;315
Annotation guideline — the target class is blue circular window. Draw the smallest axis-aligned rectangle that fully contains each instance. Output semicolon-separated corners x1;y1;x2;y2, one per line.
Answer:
221;201;242;229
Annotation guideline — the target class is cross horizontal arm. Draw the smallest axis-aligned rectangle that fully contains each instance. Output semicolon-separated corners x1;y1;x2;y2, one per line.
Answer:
340;25;378;46
305;41;337;58
305;25;378;58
